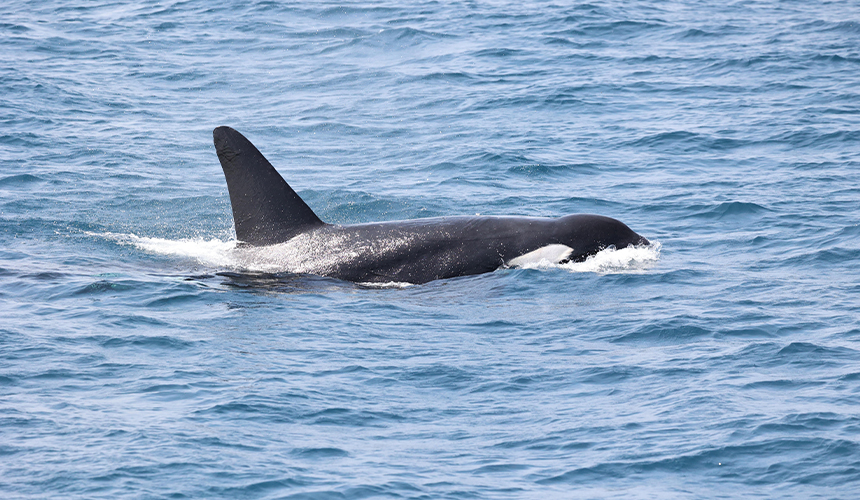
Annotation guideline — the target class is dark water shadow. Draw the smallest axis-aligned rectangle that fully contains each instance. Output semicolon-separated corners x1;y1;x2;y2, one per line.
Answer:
213;271;357;294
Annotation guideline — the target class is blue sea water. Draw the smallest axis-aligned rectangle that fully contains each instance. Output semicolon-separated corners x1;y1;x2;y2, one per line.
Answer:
2;0;860;498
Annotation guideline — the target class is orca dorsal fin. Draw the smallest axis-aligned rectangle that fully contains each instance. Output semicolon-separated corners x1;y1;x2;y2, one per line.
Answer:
213;126;324;245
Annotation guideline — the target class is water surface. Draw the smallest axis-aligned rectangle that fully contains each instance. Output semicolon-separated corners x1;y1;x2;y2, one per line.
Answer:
2;1;859;498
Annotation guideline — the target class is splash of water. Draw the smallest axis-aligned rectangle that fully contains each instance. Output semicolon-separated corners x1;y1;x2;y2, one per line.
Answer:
516;242;662;274
94;232;239;267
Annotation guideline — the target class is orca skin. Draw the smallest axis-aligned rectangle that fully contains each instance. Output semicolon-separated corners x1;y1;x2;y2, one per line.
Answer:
213;126;649;284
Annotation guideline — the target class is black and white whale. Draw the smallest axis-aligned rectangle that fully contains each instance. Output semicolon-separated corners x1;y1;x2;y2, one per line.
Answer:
213;126;649;284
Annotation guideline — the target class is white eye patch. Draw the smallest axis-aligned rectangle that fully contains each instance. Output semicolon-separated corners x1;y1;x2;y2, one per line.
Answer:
507;244;573;267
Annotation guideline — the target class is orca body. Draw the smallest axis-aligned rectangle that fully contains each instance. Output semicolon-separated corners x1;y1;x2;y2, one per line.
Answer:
213;126;648;284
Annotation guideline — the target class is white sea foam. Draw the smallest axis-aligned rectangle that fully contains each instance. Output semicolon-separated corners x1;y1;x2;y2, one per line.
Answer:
515;242;661;274
358;281;414;289
94;232;239;268
92;231;410;276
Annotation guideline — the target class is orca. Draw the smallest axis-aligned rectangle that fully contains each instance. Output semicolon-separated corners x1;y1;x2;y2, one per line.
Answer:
213;126;649;284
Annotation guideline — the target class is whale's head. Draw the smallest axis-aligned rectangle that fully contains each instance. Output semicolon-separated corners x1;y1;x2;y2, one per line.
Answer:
556;214;649;262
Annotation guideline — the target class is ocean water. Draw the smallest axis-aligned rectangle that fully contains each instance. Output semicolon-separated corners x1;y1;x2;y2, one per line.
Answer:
2;0;859;498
